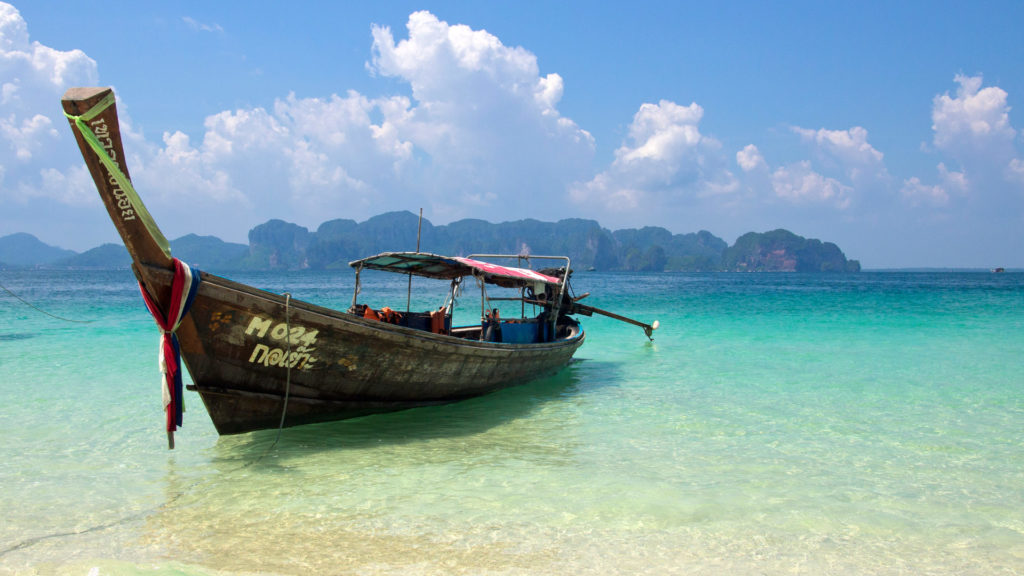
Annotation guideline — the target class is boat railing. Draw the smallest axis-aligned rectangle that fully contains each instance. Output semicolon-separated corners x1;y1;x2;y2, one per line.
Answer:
467;254;572;339
349;253;577;344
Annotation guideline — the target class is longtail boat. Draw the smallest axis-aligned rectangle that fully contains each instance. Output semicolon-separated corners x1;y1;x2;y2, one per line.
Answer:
62;87;657;448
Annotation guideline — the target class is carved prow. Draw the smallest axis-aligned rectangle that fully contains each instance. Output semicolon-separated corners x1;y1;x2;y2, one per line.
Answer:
62;87;174;306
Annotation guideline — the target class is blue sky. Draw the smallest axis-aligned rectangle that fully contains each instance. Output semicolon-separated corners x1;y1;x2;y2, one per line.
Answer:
2;1;1023;268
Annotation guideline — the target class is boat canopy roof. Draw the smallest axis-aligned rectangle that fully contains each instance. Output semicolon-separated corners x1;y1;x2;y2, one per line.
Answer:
350;252;564;289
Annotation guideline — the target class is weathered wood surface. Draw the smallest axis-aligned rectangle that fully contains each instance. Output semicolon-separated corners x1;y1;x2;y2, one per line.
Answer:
146;265;585;434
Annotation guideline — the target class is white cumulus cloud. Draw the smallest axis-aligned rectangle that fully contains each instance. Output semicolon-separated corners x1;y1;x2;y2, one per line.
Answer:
899;162;967;209
368;11;594;220
900;176;949;207
792;126;887;183
738;126;885;211
122;11;597;240
133;92;408;238
932;74;1016;156
0;1;97;206
570;99;738;222
1008;158;1024;184
771;161;851;208
736;144;767;172
929;74;1021;194
902;75;1023;213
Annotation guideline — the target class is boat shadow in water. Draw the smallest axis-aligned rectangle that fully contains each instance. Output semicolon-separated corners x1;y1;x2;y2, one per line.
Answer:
210;358;621;460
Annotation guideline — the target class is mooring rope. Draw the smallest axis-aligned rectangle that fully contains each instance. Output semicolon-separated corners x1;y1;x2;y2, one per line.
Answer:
271;292;293;449
0;508;153;558
0;280;94;324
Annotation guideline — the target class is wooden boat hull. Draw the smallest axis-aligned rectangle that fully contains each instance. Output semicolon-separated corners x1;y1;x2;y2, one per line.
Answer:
150;266;585;434
62;87;591;439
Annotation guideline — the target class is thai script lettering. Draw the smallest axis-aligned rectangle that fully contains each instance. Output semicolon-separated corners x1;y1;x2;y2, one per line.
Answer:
248;343;315;370
88;118;136;222
244;315;318;370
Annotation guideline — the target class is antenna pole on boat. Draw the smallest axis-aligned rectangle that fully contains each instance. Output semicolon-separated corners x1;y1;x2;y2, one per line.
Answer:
416;207;423;252
407;208;423;315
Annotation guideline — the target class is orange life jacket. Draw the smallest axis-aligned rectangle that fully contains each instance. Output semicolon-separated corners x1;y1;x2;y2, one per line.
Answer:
430;308;446;334
379;307;402;324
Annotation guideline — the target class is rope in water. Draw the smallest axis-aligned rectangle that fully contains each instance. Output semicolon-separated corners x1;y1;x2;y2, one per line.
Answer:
0;280;94;324
0;293;298;558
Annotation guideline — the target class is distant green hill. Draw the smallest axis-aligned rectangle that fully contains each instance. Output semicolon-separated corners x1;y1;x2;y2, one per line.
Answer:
20;235;247;270
613;227;726;272
5;215;860;272
723;229;860;272
244;212;857;273
260;212;727;272
55;243;131;269
0;233;77;266
171;234;249;270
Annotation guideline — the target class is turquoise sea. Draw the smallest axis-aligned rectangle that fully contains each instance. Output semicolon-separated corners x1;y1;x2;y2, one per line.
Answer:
1;269;1022;575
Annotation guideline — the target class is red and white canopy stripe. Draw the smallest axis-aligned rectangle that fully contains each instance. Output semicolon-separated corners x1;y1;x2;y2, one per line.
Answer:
453;257;561;284
351;252;566;288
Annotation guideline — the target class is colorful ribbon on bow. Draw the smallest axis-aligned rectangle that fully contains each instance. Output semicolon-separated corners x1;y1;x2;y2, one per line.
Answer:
139;258;201;449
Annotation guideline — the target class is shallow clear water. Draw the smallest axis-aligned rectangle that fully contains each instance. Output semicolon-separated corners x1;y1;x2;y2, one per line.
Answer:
1;269;1022;574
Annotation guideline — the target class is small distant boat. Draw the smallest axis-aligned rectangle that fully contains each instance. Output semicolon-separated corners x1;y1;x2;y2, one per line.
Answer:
62;87;657;447
992;267;1006;273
